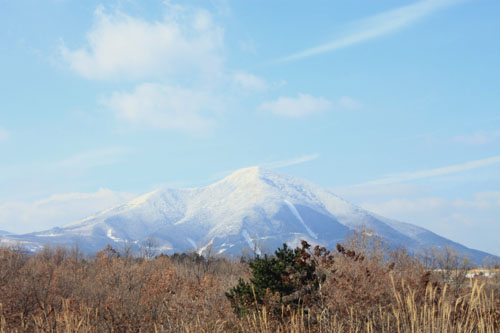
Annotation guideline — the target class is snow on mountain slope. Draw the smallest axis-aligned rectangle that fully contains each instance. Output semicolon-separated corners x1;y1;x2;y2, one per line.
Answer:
1;167;495;264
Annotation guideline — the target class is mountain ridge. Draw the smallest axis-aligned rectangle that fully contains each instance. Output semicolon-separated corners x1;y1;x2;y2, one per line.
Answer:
0;167;495;264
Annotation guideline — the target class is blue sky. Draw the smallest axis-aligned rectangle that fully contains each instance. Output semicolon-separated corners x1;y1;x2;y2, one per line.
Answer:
1;0;499;255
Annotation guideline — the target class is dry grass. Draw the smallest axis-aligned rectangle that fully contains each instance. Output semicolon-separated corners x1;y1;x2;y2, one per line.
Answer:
0;238;498;332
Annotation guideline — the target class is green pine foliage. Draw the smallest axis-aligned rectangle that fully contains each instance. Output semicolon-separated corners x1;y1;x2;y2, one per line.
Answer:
225;241;321;316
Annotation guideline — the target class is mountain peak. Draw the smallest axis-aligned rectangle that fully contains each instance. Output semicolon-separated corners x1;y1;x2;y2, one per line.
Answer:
219;166;277;185
227;165;268;177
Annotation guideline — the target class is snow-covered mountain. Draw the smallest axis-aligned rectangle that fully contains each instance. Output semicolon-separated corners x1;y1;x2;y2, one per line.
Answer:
0;230;13;237
0;167;494;264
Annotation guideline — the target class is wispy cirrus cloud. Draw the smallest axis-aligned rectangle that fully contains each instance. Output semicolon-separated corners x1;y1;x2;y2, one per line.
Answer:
452;131;500;145
262;153;320;169
0;189;135;233
362;191;500;218
0;147;130;187
258;95;361;118
338;96;363;110
359;191;500;255
232;72;269;92
361;155;500;186
333;183;427;201
54;147;130;170
209;153;320;181
280;0;462;62
259;94;331;117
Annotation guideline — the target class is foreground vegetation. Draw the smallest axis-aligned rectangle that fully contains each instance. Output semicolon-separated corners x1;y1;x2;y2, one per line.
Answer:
0;234;499;332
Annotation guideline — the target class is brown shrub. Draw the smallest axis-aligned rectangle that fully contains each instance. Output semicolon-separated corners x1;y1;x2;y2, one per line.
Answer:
0;235;498;332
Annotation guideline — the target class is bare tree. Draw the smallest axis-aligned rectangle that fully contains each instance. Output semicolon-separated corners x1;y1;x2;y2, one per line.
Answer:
140;237;159;259
427;246;472;296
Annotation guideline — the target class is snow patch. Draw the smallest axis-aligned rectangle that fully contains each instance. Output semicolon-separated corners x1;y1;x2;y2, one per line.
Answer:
284;200;318;239
197;238;214;256
242;229;261;256
107;229;122;242
158;244;173;252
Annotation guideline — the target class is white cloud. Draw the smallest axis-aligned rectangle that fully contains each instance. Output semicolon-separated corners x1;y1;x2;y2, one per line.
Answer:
359;191;500;255
338;96;363;110
259;93;331;117
232;72;287;93
60;4;281;133
455;191;500;209
362;155;500;186
103;83;223;133
453;131;500;145
0;189;135;233
262;153;320;169
280;0;462;62
0;128;8;142
232;72;268;92
60;5;224;80
239;39;258;54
